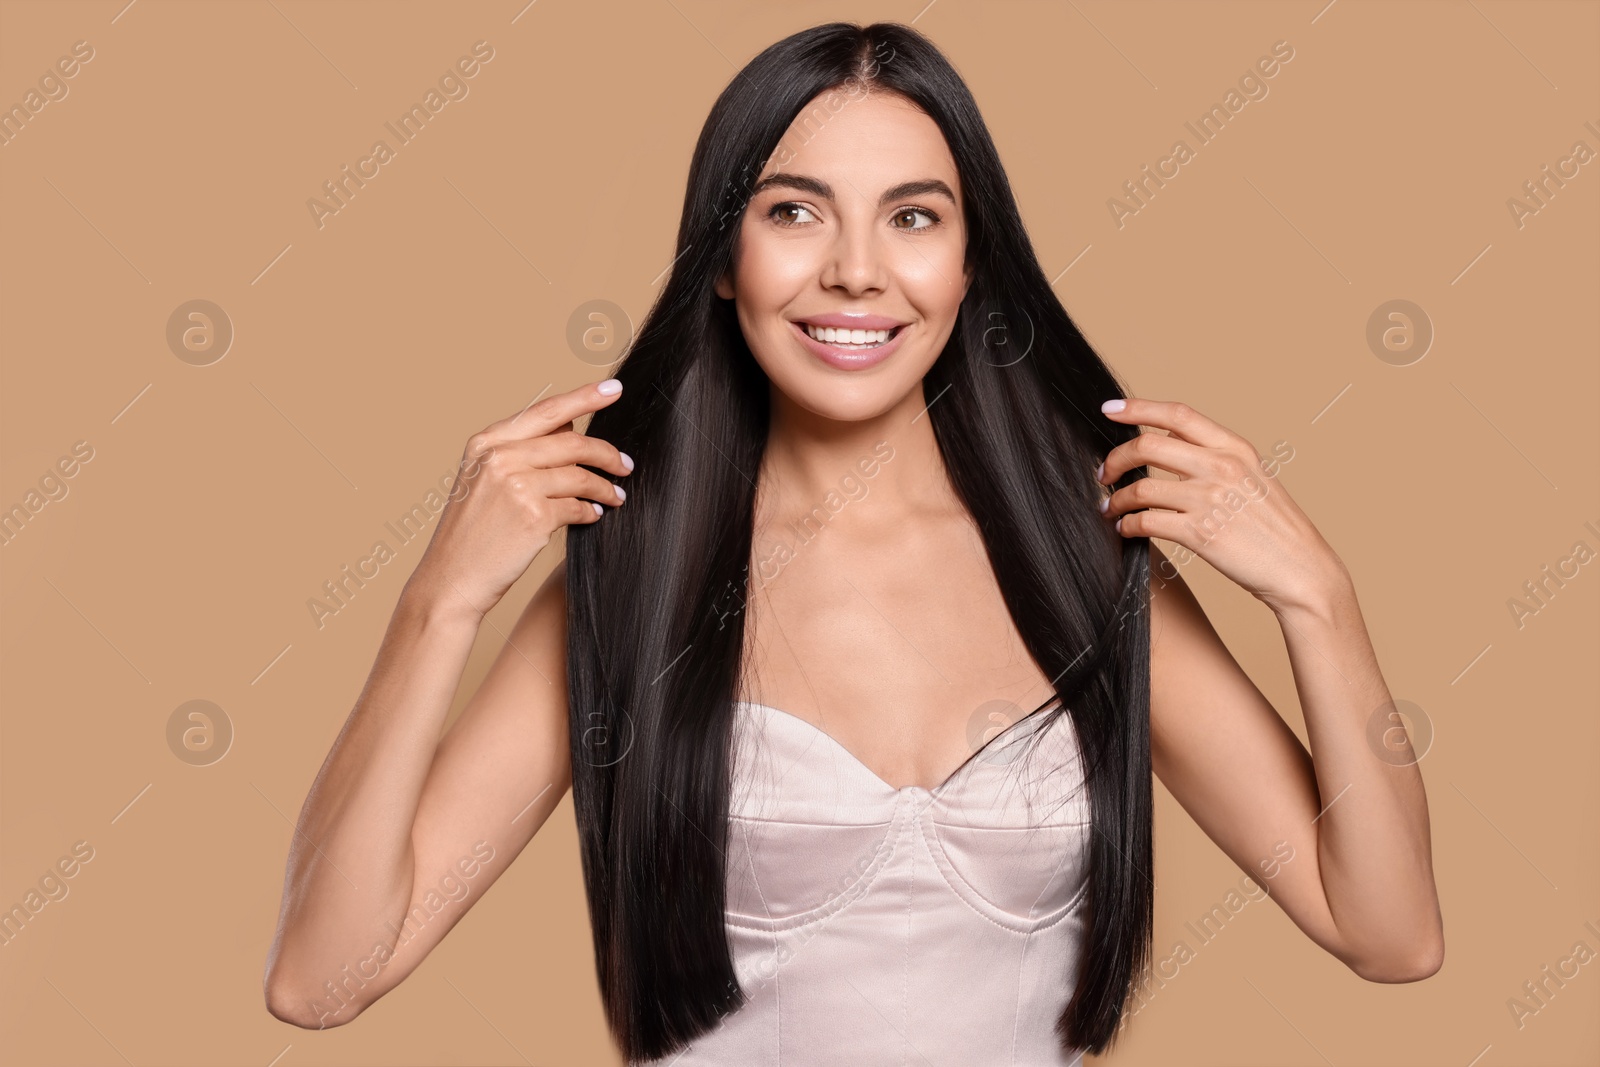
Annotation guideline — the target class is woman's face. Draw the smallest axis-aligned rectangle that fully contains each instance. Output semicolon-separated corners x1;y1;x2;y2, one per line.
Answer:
715;89;972;423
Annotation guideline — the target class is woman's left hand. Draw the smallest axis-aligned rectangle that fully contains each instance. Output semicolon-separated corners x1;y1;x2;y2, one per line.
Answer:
1096;397;1349;616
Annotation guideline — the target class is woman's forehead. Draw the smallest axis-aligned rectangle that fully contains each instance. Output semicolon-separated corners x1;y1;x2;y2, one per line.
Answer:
760;91;960;196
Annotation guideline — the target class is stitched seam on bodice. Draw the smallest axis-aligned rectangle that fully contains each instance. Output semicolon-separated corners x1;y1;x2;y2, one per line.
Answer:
724;803;913;932
918;817;1091;933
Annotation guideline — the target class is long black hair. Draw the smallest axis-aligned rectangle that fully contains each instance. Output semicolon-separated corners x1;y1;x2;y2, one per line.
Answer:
566;20;1152;1063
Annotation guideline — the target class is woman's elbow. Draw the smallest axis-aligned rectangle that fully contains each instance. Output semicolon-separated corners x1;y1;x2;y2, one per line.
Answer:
263;970;365;1030
1349;933;1445;983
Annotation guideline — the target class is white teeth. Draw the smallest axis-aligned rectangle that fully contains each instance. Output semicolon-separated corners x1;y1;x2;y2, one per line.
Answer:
802;323;898;347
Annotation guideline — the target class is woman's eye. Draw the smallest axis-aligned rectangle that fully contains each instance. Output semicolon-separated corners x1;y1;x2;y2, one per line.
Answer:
891;207;939;231
768;202;817;226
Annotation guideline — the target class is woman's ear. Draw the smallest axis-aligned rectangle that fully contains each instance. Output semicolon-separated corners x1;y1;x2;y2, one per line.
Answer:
714;269;734;301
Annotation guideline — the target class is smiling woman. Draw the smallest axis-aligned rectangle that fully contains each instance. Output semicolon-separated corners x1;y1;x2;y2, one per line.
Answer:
265;18;1442;1067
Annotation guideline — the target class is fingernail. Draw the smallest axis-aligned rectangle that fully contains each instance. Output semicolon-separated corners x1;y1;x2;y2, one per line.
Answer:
591;502;604;516
1101;399;1126;413
614;485;626;502
597;379;623;395
1095;461;1104;481
1098;495;1109;514
620;451;634;472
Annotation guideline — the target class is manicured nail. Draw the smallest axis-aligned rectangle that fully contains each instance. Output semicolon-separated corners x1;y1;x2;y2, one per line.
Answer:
591;502;604;516
620;451;634;472
1095;461;1104;482
614;485;626;502
1115;516;1124;532
1101;399;1126;413
597;379;623;395
1098;495;1109;514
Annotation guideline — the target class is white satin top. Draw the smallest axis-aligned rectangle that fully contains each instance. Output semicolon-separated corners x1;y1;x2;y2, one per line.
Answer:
636;698;1092;1066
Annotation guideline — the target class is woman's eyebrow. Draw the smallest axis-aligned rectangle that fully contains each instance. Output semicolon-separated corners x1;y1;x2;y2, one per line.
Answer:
750;173;957;206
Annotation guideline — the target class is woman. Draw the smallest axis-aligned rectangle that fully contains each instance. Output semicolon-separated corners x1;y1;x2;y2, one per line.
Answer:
263;21;1444;1065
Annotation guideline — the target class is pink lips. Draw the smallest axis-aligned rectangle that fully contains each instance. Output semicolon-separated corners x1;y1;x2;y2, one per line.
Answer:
790;318;908;371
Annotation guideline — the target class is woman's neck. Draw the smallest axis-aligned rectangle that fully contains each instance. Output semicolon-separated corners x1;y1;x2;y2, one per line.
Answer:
755;379;965;533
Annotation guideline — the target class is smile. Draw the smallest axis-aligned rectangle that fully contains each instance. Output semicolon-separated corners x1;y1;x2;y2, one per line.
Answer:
798;322;903;349
789;319;910;371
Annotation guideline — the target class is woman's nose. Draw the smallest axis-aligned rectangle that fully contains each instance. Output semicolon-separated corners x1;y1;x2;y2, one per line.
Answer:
819;226;888;294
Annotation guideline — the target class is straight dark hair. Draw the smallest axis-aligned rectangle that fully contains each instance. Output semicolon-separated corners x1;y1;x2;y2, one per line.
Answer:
566;20;1152;1063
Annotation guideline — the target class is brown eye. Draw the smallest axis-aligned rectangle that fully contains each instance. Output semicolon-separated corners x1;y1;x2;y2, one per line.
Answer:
891;207;939;231
768;202;817;227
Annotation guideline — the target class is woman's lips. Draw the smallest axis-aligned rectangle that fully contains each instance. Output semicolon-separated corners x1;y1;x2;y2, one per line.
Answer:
790;320;908;370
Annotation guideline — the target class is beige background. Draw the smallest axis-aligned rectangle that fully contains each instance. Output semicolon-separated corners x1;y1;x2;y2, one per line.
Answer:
2;0;1596;1064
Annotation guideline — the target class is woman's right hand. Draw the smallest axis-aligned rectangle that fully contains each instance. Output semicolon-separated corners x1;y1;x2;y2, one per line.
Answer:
408;378;631;616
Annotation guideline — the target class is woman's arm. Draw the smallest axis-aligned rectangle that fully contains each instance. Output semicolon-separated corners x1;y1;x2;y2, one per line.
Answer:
1097;397;1443;982
262;562;573;1029
263;380;631;1028
1145;544;1443;981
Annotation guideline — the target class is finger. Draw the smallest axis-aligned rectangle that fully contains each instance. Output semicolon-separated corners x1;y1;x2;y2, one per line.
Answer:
535;465;628;507
1099;476;1191;522
1099;398;1243;452
478;430;633;479
565;496;606;524
472;379;623;455
1111;508;1175;541
1097;432;1209;487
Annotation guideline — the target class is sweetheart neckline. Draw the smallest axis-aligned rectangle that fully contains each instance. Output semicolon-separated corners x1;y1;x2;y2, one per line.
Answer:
732;697;1066;796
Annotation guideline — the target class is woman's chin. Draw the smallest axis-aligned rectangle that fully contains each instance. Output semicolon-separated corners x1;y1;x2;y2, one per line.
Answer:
767;372;927;425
